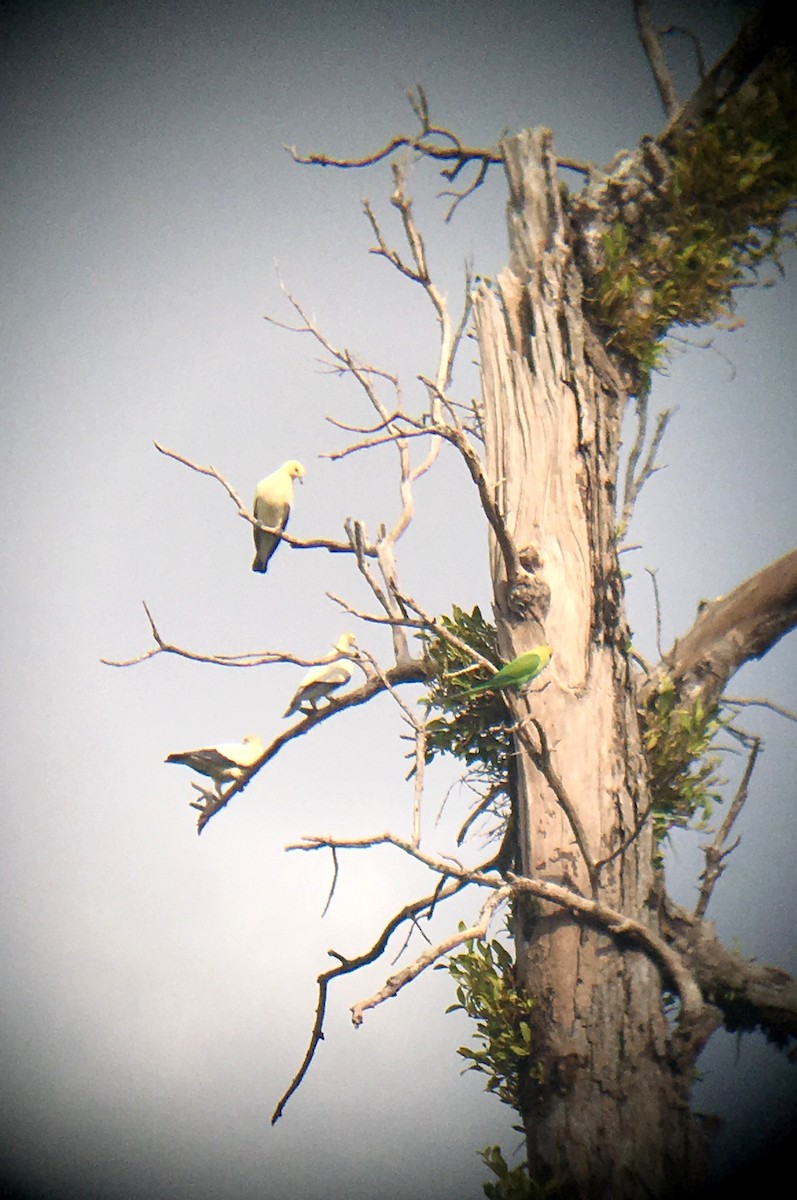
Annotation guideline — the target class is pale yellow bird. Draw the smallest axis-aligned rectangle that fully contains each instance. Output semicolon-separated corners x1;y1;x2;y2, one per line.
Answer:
165;733;264;793
252;460;305;573
283;633;358;717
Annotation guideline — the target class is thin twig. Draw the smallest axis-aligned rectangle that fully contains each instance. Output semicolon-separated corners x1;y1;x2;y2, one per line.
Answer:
620;399;674;533
390;914;433;966
646;566;664;659
695;738;761;919
320;848;340;918
722;696;797;724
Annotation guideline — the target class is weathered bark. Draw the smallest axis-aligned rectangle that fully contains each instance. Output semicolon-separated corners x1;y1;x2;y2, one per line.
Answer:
473;129;712;1198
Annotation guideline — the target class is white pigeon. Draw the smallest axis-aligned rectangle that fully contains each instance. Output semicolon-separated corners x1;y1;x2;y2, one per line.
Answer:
165;733;264;792
283;633;358;717
252;460;305;573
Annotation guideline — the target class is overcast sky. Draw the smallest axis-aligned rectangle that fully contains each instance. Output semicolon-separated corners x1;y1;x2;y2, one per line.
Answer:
2;1;795;1197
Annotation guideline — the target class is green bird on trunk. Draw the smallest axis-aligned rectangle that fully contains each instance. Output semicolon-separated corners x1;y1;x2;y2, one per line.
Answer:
459;644;553;698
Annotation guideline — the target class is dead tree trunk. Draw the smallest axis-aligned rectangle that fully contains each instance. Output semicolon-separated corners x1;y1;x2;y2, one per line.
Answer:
474;129;711;1199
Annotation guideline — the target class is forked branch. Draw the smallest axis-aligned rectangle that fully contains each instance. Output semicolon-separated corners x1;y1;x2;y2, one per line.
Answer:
270;874;469;1124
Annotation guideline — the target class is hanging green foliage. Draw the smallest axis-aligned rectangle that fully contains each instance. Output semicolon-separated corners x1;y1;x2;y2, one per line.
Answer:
443;923;542;1111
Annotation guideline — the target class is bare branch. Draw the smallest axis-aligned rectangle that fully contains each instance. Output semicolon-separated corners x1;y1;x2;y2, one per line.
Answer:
287;830;497;886
620;394;674;533
393;589;498;674
456;782;508;847
285;101;504;192
153;441;370;556
350;886;511;1026
270;875;469;1124
265;282;400;427
323;423;436;460
357;647;428;845
508;875;712;1038
440;157;490;222
285;87;588;220
410;723;427;848
390;913;433;966
633;0;680;117
636;407;673;489
722;696;797;724
103;601;362;672
695;738;761;919
363;197;426;285
325;410;404;435
657;4;784;150
422;419;524;585
285;131;502;174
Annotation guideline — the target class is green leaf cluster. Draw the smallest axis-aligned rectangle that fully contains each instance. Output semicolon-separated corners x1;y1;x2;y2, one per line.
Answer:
480;1146;561;1200
417;606;510;784
640;678;724;842
593;61;797;380
445;925;542;1110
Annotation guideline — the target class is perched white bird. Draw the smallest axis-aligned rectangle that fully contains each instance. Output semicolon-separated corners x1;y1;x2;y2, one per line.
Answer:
283;633;358;717
165;733;264;793
252;460;305;573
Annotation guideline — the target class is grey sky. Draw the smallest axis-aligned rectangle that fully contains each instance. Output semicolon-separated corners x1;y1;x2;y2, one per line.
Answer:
1;1;795;1196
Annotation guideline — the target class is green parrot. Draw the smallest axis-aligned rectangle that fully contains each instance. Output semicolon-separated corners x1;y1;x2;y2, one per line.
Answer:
459;644;553;698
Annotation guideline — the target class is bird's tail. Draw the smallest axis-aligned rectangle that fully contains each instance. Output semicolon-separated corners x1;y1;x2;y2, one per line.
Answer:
458;680;490;699
252;555;269;573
